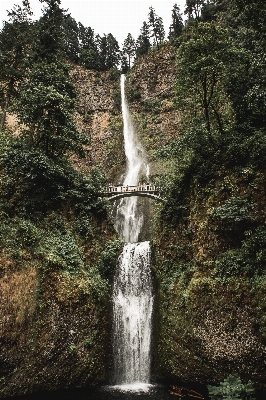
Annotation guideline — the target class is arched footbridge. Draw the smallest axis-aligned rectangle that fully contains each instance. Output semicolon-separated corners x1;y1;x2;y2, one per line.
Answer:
102;185;166;202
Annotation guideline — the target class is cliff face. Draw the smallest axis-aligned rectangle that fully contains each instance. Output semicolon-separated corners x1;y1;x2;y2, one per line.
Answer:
0;211;120;398
0;65;123;398
70;66;125;182
125;45;180;177
2;44;266;397
126;44;266;388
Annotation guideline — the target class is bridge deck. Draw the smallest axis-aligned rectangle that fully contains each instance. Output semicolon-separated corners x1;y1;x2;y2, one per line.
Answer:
101;185;165;202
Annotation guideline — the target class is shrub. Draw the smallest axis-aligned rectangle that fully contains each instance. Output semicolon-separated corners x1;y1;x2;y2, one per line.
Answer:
208;374;255;400
210;197;254;223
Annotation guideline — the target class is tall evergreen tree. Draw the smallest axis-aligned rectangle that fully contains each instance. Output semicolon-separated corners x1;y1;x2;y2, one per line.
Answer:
184;0;206;20
105;33;120;70
62;14;80;63
120;54;129;74
136;21;151;58
168;4;184;41
15;0;86;158
148;7;165;47
79;24;100;70
122;33;136;70
0;0;33;129
97;33;120;71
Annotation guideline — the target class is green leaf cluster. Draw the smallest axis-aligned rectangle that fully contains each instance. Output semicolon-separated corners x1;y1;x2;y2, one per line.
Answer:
208;375;255;400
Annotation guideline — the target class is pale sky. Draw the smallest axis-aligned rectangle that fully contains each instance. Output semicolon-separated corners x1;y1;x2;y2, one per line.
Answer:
0;0;187;46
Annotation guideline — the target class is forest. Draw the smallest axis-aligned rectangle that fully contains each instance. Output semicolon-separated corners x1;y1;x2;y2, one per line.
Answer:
0;0;266;399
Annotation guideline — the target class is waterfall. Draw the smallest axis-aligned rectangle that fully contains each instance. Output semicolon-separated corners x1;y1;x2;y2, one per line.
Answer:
115;75;148;243
113;242;153;384
112;75;153;387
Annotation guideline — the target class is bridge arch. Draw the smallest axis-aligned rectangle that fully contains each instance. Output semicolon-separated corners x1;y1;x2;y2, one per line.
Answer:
101;185;166;203
106;192;165;202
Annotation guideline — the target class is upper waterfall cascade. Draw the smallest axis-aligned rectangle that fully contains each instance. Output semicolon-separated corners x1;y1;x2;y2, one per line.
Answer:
112;75;153;388
115;75;149;243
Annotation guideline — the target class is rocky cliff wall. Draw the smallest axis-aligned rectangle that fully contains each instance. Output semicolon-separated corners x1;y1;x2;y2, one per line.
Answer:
0;209;120;398
70;66;125;182
125;44;180;178
0;65;123;398
126;44;266;389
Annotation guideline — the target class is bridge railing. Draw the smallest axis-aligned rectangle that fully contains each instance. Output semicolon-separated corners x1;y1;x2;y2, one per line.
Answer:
103;184;162;195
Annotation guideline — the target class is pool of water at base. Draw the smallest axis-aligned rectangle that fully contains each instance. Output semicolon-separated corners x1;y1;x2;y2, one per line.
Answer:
6;382;266;400
6;383;207;400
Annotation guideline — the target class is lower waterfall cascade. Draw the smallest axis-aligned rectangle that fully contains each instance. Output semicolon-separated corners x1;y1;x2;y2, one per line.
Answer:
112;75;154;389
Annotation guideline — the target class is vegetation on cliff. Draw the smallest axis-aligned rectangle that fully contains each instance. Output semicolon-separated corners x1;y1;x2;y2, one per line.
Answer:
144;0;266;390
98;0;266;392
0;1;121;397
1;0;266;396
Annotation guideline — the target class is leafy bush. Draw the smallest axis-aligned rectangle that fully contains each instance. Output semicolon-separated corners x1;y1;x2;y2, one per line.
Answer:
213;226;266;277
107;67;121;82
98;239;122;279
142;98;161;114
38;232;84;272
208;374;255;400
210;197;254;223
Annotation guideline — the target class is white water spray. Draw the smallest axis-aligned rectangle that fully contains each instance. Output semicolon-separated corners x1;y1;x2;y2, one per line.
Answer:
115;75;149;243
113;242;153;384
112;75;153;387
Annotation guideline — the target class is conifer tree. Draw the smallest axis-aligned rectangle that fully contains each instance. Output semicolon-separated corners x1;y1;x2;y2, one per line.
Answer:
15;0;87;158
0;0;33;129
63;14;80;63
122;33;136;70
184;0;206;20
136;21;151;58
79;24;100;70
168;4;184;41
120;54;129;74
148;7;165;47
105;33;120;70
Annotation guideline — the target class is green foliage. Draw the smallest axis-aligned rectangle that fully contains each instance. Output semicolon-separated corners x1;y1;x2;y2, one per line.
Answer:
107;67;121;82
122;33;136;70
15;60;88;158
148;7;165;47
168;4;184;41
69;343;77;355
39;230;84;272
142;98;161;114
185;0;205;20
136;22;151;58
175;22;243;134
62;14;80;63
208;375;255;400
1;143;76;209
98;239;122;279
210;197;254;223
0;0;34;128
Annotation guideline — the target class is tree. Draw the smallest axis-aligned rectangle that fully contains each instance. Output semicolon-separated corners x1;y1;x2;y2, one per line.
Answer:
148;7;165;47
122;33;136;70
0;0;33;129
200;0;220;22
175;22;244;136
97;33;120;71
79;24;100;70
217;0;266;129
184;0;206;20
14;0;87;158
34;0;65;62
62;14;80;63
136;21;151;58
120;54;129;74
168;4;184;41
